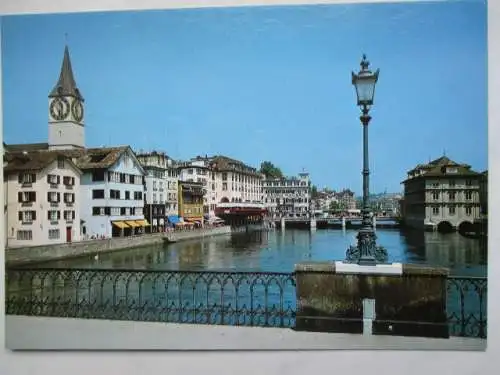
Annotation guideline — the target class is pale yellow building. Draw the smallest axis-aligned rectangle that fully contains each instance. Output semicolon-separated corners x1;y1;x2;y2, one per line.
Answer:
401;156;481;232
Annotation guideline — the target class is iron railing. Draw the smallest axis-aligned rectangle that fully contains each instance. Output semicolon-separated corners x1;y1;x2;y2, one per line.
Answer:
4;268;487;338
5;268;296;328
447;276;487;338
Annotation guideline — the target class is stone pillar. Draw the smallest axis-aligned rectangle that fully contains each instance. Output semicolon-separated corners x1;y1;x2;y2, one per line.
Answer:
294;262;449;338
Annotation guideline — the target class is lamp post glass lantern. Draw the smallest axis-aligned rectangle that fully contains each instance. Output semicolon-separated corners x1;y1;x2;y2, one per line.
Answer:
345;54;388;265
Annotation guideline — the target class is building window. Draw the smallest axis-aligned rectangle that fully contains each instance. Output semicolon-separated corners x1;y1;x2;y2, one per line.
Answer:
120;173;126;183
120;207;126;215
134;191;143;200
466;207;473;216
110;190;121;199
47;174;60;185
18;173;36;184
64;210;75;221
57;158;65;169
111;207;120;216
465;191;473;200
188;169;193;175
47;210;60;222
125;191;130;200
448;192;456;201
449;206;456;215
49;229;60;240
16;230;33;240
18;191;37;203
432;192;439;200
432;207;440;215
18;210;36;222
47;192;60;203
64;193;75;203
465;179;473;186
92;207;105;216
63;176;75;186
92;189;105;199
92;170;105;181
130;175;135;184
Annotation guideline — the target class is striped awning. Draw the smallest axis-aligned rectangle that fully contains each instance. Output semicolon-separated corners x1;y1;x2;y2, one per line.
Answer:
126;221;140;228
112;221;129;229
135;219;151;227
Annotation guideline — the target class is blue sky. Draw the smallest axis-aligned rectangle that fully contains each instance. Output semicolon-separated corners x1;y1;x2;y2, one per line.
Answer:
1;1;487;193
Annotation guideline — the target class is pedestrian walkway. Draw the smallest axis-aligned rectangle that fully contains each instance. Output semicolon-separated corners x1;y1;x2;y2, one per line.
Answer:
5;316;486;351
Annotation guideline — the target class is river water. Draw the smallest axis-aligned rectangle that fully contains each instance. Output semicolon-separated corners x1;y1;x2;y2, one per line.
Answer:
37;228;487;277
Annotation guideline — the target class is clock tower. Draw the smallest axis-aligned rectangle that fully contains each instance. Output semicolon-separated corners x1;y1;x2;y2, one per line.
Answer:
48;45;85;150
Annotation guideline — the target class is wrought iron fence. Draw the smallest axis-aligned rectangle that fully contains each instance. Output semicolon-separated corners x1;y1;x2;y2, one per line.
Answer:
5;268;296;328
447;276;487;338
4;268;487;338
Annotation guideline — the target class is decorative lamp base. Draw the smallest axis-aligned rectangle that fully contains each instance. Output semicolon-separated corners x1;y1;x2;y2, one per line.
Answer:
345;228;388;265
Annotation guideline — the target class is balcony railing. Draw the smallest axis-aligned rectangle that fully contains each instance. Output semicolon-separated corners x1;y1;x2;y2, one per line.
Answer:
4;269;486;338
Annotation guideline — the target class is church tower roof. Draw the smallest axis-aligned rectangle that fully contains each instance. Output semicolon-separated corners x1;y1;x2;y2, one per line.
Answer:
49;45;84;100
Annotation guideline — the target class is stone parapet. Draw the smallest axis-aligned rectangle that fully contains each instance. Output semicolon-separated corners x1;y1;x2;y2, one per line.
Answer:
5;226;232;266
294;261;449;338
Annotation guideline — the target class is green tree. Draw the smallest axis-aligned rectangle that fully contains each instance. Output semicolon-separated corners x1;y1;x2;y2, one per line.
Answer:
329;201;340;211
259;161;283;178
311;185;318;199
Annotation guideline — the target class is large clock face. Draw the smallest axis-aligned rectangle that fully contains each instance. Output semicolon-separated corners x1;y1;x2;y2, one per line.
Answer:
71;99;84;122
50;97;70;121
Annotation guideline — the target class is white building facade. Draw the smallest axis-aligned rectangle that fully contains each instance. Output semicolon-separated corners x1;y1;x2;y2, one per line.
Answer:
263;172;312;218
136;151;179;232
4;151;82;247
78;147;146;239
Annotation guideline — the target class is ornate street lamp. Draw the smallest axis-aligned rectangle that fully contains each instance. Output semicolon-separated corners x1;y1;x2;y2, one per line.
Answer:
345;54;388;265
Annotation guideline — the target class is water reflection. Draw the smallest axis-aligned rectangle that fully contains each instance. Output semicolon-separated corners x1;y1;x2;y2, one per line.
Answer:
35;229;486;277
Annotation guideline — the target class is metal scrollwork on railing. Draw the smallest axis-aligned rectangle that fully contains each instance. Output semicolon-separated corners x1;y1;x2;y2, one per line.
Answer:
4;268;486;338
5;268;297;328
446;276;487;338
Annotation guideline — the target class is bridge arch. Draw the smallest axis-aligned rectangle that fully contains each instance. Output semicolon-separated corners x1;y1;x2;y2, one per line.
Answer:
220;197;229;203
437;221;454;233
458;221;475;235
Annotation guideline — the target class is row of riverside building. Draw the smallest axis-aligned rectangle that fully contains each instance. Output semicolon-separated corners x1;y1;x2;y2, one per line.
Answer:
2;45;313;248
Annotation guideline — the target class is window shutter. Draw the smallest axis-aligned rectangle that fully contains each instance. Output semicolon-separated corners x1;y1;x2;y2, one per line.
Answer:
18;211;23;221
31;173;36;183
18;192;23;202
32;211;36;220
57;175;60;184
57;211;61;220
72;211;75;219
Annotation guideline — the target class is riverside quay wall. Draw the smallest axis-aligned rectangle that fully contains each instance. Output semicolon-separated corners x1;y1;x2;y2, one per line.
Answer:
5;226;232;266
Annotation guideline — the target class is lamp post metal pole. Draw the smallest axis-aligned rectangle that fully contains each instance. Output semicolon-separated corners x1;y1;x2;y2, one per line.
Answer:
345;54;388;265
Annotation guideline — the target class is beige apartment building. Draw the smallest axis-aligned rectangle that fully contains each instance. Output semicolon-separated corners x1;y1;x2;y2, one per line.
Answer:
177;155;264;217
3;150;82;247
401;156;482;232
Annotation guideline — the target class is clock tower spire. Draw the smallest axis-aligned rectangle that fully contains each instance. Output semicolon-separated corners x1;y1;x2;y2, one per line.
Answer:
48;44;85;150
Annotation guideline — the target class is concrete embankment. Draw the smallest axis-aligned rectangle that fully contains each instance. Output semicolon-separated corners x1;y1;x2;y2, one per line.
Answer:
5;226;232;267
